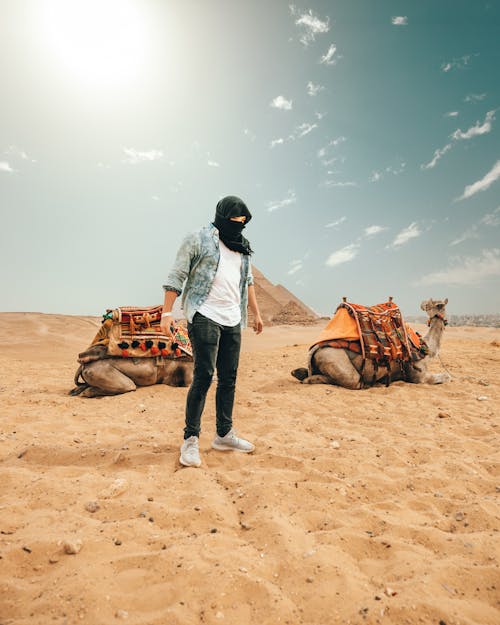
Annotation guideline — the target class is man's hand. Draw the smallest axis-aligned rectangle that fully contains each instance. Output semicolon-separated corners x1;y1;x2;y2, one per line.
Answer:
253;314;263;334
159;317;175;339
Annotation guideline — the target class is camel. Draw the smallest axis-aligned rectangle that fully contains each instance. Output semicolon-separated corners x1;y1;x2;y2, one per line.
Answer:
70;344;193;398
291;298;451;389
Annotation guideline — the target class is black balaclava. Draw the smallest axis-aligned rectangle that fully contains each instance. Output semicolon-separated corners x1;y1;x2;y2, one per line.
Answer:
213;195;253;255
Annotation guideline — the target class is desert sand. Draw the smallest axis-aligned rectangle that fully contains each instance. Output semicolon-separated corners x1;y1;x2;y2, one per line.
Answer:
0;312;499;625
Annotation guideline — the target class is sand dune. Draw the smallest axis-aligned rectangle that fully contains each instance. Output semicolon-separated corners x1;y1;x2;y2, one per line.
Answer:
0;312;499;625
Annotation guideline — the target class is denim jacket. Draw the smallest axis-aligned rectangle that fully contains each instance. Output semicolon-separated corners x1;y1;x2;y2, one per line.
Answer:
163;223;254;327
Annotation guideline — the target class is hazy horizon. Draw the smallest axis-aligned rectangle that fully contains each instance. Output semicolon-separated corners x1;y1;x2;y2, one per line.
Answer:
1;1;499;317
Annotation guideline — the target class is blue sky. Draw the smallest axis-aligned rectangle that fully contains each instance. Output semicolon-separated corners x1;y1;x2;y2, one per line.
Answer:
1;0;499;316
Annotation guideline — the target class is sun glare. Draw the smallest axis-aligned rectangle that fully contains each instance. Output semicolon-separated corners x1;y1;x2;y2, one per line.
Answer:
41;0;148;89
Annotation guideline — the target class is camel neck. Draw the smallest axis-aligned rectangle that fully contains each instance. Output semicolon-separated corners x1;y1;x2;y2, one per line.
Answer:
424;316;445;357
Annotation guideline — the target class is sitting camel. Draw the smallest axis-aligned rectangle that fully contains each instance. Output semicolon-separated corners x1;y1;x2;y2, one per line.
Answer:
70;344;193;398
291;298;451;389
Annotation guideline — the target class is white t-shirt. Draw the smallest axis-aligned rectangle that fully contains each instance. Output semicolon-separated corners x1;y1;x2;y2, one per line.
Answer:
197;240;242;326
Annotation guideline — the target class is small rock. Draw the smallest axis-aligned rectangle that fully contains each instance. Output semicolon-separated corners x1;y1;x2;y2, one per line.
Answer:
478;380;489;386
115;610;129;619
114;539;122;546
239;522;251;530
22;546;32;553
147;497;154;502
215;612;224;619
73;437;82;443
48;554;59;564
437;412;451;419
306;577;314;583
477;396;489;401
454;512;465;521
330;440;341;449
113;452;126;464
63;539;82;555
239;566;248;573
84;501;100;513
148;517;154;523
384;587;397;597
139;511;147;518
210;528;217;534
434;492;444;498
99;478;128;498
194;506;201;511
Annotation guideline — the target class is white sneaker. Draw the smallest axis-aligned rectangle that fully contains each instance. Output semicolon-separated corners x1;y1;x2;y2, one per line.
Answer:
180;436;201;467
211;429;255;453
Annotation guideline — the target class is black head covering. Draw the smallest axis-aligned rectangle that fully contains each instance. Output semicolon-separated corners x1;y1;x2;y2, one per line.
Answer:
213;195;253;255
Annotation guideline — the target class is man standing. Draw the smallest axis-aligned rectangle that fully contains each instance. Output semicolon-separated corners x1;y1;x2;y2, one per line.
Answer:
161;196;263;467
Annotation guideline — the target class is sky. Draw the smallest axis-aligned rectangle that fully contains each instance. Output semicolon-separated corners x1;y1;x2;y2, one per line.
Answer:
0;0;499;317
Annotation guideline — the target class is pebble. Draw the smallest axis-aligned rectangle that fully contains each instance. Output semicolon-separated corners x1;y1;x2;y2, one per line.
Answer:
63;539;82;555
22;546;32;553
147;497;154;502
113;452;126;464
454;512;465;521
330;440;341;449
477;396;489;401
210;528;218;534
100;478;128;498
306;577;314;583
115;609;129;619
384;587;397;597
239;566;248;573
48;554;59;564
215;612;224;619
437;412;451;419
114;539;122;546
84;501;100;513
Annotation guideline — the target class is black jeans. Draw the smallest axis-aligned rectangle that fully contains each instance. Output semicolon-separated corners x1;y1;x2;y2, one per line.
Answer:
184;312;241;439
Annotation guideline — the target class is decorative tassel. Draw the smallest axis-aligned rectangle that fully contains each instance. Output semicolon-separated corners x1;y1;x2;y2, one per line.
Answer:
140;343;147;352
158;341;166;349
121;349;130;358
145;340;153;349
150;345;159;356
161;349;170;358
131;340;140;348
118;342;129;349
175;348;182;358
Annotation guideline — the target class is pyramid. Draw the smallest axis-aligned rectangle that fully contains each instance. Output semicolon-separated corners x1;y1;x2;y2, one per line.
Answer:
250;267;318;325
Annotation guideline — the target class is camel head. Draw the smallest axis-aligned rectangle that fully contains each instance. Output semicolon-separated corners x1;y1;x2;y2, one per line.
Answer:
420;298;448;321
78;343;109;364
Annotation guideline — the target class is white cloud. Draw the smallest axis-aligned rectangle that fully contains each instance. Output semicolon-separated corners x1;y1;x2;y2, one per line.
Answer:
364;225;386;238
421;143;453;170
270;95;293;111
320;44;337;65
325;216;347;229
464;93;486;102
326;243;359;267
288;259;303;275
207;160;220;167
441;54;477;72
445;111;459;117
458;160;500;201
370;171;382;182
391;16;408;26
451;109;496;140
290;7;330;46
270;138;284;148
449;226;479;246
389;222;421;248
243;128;256;141
122;147;163;164
422;110;495;170
267;189;297;212
0;161;14;173
324;180;356;188
5;145;28;159
315;111;326;120
386;162;406;175
331;136;346;147
480;206;500;226
295;122;318;137
417;249;500;285
307;81;324;96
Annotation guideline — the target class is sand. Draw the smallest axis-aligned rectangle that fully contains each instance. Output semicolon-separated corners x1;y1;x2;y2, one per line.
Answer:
0;312;499;625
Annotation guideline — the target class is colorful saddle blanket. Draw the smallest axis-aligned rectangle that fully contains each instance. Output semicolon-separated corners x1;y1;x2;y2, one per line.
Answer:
91;305;193;360
312;300;427;364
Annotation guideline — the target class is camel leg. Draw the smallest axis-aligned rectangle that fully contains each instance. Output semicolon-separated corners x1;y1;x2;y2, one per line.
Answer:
311;349;363;390
81;362;137;397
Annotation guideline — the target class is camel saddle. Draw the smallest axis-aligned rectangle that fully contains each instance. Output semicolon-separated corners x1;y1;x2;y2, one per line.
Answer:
90;305;193;361
312;298;428;376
